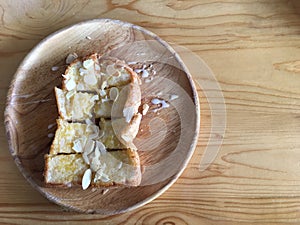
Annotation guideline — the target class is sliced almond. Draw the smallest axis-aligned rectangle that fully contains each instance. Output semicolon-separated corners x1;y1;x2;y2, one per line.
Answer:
98;130;104;139
106;64;117;76
83;139;95;155
170;94;179;101
82;168;92;190
62;74;70;80
94;169;103;182
77;83;85;91
101;173;110;182
84;73;97;86
85;119;94;125
72;139;82;153
117;161;123;170
109;87;119;102
151;98;161;105
79;68;88;76
94;147;100;159
99;89;107;97
96;141;106;154
51;66;59;71
82;152;90;165
83;59;94;69
142;103;149;115
95;64;101;71
66;90;76;100
88;125;99;139
102;189;109;195
65;79;76;91
90;95;99;102
90;157;101;172
66;53;78;64
101;80;108;90
123;106;135;123
141;70;149;78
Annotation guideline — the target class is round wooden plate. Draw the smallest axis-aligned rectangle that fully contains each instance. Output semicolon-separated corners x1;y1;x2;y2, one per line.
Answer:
4;19;200;214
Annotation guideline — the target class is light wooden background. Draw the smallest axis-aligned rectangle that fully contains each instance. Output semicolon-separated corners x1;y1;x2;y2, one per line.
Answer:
1;0;300;224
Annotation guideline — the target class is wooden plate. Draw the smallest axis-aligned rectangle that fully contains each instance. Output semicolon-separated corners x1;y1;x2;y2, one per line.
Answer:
4;19;199;214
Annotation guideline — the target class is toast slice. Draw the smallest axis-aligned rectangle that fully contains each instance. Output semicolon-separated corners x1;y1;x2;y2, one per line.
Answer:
50;119;99;154
44;154;88;186
55;87;98;121
44;149;141;187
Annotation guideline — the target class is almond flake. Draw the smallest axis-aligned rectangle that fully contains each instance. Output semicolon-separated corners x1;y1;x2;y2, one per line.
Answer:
66;53;78;64
94;169;103;182
72;139;83;153
161;100;170;108
106;64;117;76
90;157;101;172
82;168;92;190
66;90;75;99
65;79;76;91
141;70;149;78
134;68;143;73
85;119;94;125
170;94;179;101
94;147;100;159
83;59;94;69
95;64;101;71
151;98;161;105
88;125;99;139
51;66;59;71
77;83;85;91
84;139;95;155
142;104;149;115
62;74;70;80
98;130;104;139
101;173;110;182
109;87;119;101
123;106;135;123
101;81;108;90
84;73;97;85
101;97;110;103
79;68;88;76
102;189;109;195
82;152;90;165
99;89;107;97
96;141;106;154
90;95;99;102
117;161;123;170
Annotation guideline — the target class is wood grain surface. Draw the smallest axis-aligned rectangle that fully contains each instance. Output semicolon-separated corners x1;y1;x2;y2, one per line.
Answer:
0;0;300;224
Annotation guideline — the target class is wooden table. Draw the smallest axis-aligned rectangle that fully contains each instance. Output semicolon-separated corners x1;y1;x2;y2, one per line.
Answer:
1;0;300;224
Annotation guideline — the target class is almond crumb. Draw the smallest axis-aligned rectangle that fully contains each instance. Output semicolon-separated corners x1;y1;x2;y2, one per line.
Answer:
66;53;78;64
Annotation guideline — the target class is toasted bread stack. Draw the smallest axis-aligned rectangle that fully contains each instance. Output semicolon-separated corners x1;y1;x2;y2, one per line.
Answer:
44;54;142;189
